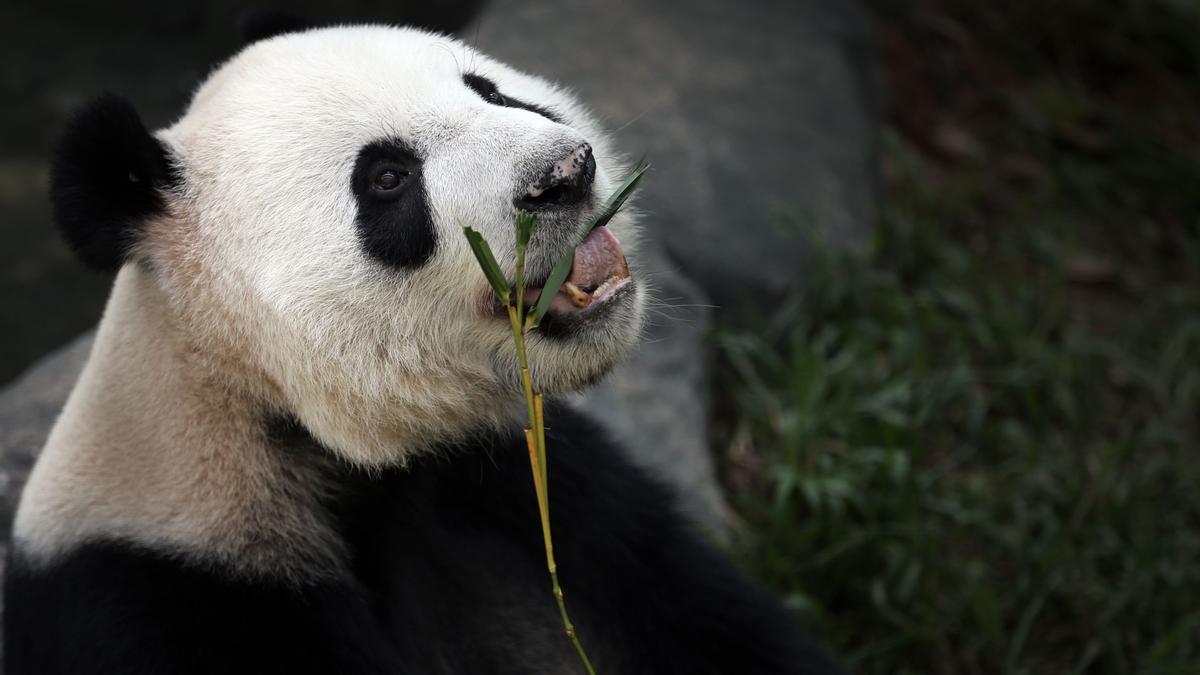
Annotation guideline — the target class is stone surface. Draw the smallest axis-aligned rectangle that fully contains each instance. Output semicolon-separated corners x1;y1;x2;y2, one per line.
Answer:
0;0;876;543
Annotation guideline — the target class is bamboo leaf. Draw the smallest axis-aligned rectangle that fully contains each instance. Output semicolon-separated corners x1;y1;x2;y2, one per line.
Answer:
528;249;575;329
589;159;650;231
462;226;511;302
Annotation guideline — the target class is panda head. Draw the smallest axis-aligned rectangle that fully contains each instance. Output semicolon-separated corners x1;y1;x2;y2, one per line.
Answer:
52;25;646;466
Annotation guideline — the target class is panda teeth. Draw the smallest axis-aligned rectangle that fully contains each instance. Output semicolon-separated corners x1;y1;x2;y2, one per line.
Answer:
562;281;593;308
528;186;546;198
591;276;617;300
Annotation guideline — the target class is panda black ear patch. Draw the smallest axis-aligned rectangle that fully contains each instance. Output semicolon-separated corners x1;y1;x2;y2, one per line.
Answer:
237;9;314;45
50;95;177;272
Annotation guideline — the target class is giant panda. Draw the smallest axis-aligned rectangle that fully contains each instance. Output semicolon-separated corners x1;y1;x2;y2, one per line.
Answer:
4;24;837;675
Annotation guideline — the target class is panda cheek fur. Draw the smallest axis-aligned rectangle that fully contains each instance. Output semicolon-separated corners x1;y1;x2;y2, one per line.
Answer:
51;94;180;272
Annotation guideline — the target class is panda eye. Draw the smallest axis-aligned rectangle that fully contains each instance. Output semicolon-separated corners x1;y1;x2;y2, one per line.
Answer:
371;165;410;195
485;90;505;106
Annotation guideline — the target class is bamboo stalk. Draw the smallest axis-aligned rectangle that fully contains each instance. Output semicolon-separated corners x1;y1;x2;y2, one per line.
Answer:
535;394;547;490
506;280;596;675
468;193;664;675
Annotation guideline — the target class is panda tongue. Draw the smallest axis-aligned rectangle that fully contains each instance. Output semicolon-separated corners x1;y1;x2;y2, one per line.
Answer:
523;226;629;314
567;226;627;291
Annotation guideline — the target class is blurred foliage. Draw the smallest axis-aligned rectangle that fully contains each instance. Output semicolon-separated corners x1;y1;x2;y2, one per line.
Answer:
717;1;1200;673
877;0;1200;268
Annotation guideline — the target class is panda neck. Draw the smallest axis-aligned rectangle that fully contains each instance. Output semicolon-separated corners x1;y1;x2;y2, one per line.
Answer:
14;265;347;582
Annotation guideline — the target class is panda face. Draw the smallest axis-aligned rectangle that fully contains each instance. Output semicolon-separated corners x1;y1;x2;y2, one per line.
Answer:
142;26;645;466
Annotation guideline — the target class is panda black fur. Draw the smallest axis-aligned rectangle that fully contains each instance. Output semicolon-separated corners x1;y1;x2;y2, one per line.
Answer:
4;24;838;675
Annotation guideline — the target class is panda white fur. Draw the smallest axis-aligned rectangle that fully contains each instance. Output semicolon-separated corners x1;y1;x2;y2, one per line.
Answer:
4;23;837;675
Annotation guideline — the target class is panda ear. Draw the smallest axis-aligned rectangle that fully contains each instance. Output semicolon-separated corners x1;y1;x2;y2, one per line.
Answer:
237;9;314;45
50;94;177;272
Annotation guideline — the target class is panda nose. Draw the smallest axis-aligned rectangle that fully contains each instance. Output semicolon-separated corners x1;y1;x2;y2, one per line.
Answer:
516;143;595;211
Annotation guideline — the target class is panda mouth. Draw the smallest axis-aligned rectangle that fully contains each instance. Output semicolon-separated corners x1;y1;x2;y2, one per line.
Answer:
521;225;632;317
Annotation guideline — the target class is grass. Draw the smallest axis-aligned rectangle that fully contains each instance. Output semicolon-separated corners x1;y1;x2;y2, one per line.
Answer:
715;2;1200;672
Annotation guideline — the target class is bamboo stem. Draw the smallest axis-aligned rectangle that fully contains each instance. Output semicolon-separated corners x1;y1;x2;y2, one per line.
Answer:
506;298;596;675
535;394;547;490
514;247;537;430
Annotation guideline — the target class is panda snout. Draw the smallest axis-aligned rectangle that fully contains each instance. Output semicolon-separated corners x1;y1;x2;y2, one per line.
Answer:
515;143;595;212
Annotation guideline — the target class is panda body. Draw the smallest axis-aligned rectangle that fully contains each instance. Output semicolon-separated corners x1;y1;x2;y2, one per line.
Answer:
4;25;836;675
8;403;816;674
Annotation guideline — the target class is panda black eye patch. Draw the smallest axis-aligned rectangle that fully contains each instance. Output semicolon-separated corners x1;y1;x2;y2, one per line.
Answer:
351;140;435;269
463;73;562;123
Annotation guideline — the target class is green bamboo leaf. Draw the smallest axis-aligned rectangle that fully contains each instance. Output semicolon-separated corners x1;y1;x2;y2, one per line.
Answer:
462;226;512;302
528;248;575;329
589;159;650;231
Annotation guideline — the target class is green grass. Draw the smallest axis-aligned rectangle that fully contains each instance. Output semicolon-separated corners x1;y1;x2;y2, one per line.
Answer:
716;137;1200;673
714;3;1200;672
716;4;1200;672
